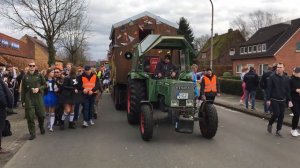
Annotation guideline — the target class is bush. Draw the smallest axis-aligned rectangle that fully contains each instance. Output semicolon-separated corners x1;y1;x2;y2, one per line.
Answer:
219;77;264;100
222;72;232;77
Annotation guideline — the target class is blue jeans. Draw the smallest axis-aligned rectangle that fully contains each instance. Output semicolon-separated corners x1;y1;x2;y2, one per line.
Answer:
245;90;256;109
74;103;84;121
83;96;95;122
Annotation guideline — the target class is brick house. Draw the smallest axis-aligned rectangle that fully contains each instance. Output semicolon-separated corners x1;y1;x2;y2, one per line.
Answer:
0;33;33;69
109;11;178;85
198;29;245;76
232;18;300;76
0;33;63;70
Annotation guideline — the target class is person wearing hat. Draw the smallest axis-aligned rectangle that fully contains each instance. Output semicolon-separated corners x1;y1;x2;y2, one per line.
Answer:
289;67;300;137
267;63;293;137
155;54;178;78
78;65;100;127
200;68;220;103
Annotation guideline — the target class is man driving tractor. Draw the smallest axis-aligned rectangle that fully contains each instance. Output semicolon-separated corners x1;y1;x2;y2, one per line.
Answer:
155;54;178;78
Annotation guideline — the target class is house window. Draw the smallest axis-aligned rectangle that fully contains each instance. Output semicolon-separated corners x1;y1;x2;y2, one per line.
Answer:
240;47;244;54
244;47;248;54
236;64;243;73
253;45;257;53
202;52;207;58
229;48;235;56
259;64;269;75
262;43;267;52
1;39;9;46
296;42;300;52
257;44;262;52
248;46;253;54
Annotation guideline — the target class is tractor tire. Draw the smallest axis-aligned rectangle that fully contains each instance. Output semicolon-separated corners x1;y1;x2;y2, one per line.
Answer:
127;79;146;125
139;104;153;141
199;103;218;139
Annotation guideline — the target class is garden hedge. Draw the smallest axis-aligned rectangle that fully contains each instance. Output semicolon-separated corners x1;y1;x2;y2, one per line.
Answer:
218;77;264;100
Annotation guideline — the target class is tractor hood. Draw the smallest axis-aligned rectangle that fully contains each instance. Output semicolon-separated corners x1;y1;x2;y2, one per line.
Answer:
138;35;195;55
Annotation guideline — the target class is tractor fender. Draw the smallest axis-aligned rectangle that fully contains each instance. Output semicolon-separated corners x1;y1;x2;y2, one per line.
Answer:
140;101;153;111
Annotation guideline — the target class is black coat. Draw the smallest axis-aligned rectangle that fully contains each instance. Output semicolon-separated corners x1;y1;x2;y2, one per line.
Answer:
290;75;300;101
267;73;291;101
0;78;13;109
259;70;273;90
154;61;178;77
243;70;259;91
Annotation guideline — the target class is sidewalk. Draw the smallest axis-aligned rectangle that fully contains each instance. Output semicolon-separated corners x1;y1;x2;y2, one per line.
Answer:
0;107;28;167
215;93;295;127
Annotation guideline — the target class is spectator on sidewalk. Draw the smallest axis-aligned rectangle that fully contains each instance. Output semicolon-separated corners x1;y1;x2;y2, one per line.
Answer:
290;67;300;137
200;68;220;103
21;62;47;140
243;67;259;110
0;75;13;153
267;63;293;137
259;65;273;114
240;66;248;105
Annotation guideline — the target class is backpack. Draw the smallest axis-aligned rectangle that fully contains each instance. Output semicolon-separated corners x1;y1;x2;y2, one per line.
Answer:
2;120;12;137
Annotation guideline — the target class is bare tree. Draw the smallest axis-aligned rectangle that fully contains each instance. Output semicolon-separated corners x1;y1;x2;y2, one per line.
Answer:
59;12;89;65
194;34;210;51
249;10;283;32
230;15;251;40
230;10;284;39
0;0;87;66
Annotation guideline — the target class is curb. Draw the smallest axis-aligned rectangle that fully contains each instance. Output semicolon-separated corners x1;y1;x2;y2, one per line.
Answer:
214;101;293;128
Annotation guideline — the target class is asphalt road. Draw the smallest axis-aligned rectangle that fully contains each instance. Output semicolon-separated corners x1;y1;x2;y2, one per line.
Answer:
4;94;300;168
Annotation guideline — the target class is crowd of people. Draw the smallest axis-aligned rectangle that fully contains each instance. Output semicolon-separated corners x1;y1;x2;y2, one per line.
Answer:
0;62;110;152
239;63;300;137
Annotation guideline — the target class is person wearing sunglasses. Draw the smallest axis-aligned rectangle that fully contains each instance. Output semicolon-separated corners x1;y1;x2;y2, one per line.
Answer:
21;62;47;140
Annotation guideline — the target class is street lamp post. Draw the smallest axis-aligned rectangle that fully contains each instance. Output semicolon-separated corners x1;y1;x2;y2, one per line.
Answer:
209;0;214;70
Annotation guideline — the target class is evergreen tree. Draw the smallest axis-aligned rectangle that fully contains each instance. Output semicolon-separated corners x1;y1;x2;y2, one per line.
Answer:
177;17;196;64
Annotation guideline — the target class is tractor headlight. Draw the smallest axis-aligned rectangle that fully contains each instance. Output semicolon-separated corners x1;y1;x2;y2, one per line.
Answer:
186;100;194;107
171;100;179;107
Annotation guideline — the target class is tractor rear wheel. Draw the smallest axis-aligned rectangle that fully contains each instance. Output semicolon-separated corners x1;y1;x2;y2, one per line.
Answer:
127;79;146;125
139;104;153;141
199;103;218;139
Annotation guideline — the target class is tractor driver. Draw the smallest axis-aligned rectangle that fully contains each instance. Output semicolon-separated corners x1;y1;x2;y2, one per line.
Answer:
155;54;178;78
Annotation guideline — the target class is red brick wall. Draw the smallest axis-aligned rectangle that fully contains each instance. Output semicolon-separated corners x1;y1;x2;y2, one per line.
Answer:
232;57;276;76
275;28;300;75
232;28;300;76
0;54;34;69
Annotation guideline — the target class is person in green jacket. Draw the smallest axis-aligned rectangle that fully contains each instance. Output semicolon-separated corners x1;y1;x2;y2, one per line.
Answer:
21;62;47;140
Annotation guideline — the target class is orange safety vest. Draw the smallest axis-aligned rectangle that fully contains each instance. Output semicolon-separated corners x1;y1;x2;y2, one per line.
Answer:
82;74;97;91
203;75;217;93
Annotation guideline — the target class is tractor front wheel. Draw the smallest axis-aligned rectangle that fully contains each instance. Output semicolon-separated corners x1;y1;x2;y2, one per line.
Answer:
139;104;153;141
199;103;218;139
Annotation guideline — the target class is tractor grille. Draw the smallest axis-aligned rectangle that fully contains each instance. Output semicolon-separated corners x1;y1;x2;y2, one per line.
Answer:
179;100;186;106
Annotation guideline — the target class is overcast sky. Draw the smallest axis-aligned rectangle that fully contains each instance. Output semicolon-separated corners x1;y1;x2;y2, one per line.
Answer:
1;0;300;61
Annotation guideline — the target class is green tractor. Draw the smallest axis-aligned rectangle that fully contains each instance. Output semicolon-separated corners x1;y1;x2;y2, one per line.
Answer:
126;35;218;141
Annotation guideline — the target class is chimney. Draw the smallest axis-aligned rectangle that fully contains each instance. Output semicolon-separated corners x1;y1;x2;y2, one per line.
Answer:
228;28;233;33
214;33;218;37
33;36;37;39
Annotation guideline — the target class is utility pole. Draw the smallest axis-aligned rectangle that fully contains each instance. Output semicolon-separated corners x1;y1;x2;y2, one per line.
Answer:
209;0;214;70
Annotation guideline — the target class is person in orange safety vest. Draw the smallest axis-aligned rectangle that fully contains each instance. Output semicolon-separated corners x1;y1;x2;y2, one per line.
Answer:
200;68;220;103
78;65;100;128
